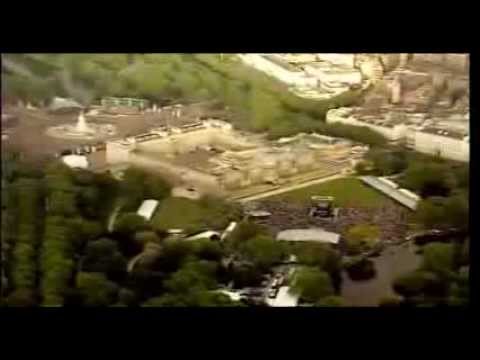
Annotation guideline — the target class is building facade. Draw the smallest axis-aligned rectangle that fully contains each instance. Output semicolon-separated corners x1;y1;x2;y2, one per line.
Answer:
326;108;469;162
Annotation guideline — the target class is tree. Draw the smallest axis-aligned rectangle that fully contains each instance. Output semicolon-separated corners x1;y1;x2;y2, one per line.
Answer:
165;260;217;294
367;149;408;176
402;163;454;197
290;267;334;303
443;193;469;230
295;243;341;274
317;296;345;307
76;272;118;307
117;288;137;306
227;221;266;246
155;240;194;273
5;289;36;307
344;257;376;281
134;231;161;248
421;243;456;276
115;213;148;236
249;88;285;131
192;239;223;262
344;224;380;255
241;235;284;269
121;168;146;210
145;176;171;201
393;270;446;299
415;198;448;229
82;238;127;281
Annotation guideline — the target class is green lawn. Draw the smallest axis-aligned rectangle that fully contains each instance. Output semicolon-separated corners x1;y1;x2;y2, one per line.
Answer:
267;177;390;208
152;197;239;232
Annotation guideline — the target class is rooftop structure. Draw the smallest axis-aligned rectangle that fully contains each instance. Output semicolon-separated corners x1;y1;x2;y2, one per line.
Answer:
276;228;340;244
136;199;160;221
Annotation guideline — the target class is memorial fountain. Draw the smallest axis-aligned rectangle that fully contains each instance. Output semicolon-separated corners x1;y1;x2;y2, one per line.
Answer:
46;111;117;140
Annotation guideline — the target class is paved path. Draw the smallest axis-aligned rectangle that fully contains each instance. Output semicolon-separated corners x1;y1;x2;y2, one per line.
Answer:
107;202;123;233
234;173;347;203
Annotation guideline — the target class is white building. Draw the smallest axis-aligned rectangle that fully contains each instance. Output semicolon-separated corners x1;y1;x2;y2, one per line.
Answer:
237;54;318;87
326;108;409;142
326;108;470;162
136;199;159;221
405;127;469;162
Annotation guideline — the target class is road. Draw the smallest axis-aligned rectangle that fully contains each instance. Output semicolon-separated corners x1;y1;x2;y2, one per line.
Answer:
234;173;346;203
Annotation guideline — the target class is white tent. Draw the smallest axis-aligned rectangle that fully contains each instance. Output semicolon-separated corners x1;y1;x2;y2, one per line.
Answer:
62;155;89;169
276;228;340;244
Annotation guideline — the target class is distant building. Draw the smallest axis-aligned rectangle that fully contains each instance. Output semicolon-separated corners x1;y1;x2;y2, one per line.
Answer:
136;199;160;221
101;97;149;110
327;107;469;162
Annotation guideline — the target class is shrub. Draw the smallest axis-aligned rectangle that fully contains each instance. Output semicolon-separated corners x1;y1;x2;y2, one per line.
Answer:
344;224;380;255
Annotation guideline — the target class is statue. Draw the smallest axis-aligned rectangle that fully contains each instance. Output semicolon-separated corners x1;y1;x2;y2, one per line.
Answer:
75;111;90;133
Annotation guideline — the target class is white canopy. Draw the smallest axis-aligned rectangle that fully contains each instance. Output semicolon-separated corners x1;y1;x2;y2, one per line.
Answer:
62;155;88;169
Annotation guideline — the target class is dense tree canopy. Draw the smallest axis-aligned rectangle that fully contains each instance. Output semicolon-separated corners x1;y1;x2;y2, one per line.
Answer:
76;272;118;307
82;238;127;281
344;224;380;255
241;235;285;269
290;267;334;303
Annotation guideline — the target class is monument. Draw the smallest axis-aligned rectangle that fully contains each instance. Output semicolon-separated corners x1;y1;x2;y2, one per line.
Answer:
46;110;117;140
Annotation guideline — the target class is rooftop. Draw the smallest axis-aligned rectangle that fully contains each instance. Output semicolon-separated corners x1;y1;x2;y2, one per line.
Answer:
262;55;302;73
137;199;160;221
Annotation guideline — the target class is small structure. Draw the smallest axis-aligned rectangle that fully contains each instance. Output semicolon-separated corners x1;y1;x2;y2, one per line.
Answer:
309;196;335;218
266;286;299;307
276;228;340;245
61;155;89;169
136;199;160;221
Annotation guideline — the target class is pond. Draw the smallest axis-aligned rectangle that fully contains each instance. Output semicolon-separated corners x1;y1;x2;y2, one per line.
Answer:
340;242;422;306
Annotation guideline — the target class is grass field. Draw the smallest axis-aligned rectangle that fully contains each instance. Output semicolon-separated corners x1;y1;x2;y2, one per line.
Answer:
267;177;390;208
152;197;239;232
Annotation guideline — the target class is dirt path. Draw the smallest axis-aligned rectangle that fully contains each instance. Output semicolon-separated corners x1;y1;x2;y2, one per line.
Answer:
234;173;346;203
